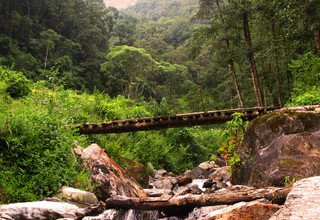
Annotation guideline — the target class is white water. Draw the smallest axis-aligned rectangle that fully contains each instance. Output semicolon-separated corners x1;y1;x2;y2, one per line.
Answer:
191;179;207;191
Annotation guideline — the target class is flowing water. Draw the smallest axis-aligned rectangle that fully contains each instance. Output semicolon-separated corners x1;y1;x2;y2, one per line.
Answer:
83;209;161;220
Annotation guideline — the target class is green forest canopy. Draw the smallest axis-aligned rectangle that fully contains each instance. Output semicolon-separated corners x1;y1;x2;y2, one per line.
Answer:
0;0;320;203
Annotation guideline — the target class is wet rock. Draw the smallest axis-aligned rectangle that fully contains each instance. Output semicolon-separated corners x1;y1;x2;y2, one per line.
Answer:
158;217;182;220
177;176;192;186
0;201;96;220
189;185;203;194
215;180;228;190
144;189;173;197
174;185;190;196
270;176;320;220
203;199;280;220
186;167;210;179
58;187;98;205
186;205;228;219
154;178;173;190
154;169;167;179
208;166;231;182
152;176;177;190
233;112;320;186
174;184;203;196
75;144;146;200
168;176;178;186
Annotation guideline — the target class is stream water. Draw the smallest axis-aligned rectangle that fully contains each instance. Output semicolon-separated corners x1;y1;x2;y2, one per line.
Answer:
84;209;161;220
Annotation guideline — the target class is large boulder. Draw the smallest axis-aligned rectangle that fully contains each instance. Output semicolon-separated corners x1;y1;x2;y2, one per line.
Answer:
75;144;146;200
270;176;320;220
233;112;320;186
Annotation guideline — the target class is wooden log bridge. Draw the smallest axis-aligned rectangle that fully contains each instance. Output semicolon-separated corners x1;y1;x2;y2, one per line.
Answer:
76;105;320;134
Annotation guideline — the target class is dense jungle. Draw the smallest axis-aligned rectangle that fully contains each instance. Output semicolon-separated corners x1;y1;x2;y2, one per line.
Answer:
0;0;319;203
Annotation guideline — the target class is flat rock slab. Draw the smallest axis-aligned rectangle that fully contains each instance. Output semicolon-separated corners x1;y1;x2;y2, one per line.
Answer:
0;201;88;220
271;176;320;220
203;199;280;220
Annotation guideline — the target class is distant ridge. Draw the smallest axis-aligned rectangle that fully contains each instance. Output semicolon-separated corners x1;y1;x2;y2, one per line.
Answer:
103;0;138;9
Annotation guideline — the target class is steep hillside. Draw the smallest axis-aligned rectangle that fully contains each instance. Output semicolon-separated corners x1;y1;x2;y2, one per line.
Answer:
104;0;138;9
126;0;198;21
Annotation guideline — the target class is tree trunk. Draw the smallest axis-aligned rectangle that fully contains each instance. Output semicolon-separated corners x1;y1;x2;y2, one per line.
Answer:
314;29;320;56
26;0;30;18
271;19;283;107
242;10;263;107
216;0;244;108
105;186;291;211
44;45;49;70
228;63;244;108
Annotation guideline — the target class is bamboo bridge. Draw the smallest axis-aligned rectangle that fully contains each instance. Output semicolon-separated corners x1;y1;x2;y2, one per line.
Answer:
74;105;320;134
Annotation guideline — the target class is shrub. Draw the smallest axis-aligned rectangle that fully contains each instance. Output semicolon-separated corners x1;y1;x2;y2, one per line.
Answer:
0;66;31;98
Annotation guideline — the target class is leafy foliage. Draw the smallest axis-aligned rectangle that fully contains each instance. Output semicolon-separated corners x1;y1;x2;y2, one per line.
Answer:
0;66;31;98
0;66;220;202
218;113;248;169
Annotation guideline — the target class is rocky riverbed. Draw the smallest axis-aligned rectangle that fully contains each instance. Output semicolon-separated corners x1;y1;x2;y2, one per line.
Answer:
2;111;320;219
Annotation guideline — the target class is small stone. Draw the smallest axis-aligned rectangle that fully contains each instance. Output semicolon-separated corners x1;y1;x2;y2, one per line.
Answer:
177;176;192;186
199;161;214;170
190;185;203;194
154;180;164;189
144;189;173;197
209;166;231;182
216;181;228;189
169;176;178;186
174;186;191;196
154;169;167;179
162;178;173;189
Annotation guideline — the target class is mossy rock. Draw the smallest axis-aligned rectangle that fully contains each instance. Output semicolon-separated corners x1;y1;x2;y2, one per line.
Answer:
232;112;320;186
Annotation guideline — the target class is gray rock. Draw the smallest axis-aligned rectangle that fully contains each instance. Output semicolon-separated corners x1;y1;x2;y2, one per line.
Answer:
144;189;173;197
270;176;320;220
174;184;202;196
186;167;210;179
154;169;167;179
208;166;231;182
215;180;228;189
58;187;98;205
0;201;90;220
198;161;215;170
154;177;174;189
186;205;228;219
